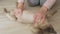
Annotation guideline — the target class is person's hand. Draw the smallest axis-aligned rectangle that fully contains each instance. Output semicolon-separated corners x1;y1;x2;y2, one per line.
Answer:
33;11;46;27
13;8;23;18
14;2;24;18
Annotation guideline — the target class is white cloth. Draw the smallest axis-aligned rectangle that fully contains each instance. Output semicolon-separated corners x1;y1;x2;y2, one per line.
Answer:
17;0;25;3
43;0;56;9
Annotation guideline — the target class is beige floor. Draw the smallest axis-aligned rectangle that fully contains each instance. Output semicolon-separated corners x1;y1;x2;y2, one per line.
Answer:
0;0;60;34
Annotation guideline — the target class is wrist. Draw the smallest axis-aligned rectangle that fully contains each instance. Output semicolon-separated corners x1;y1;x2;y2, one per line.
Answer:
39;6;48;14
16;2;24;10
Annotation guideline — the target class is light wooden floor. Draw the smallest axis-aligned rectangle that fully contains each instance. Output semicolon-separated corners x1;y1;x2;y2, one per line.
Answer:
0;0;60;34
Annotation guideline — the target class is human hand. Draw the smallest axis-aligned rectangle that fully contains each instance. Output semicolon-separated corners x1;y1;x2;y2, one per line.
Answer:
33;11;46;27
13;8;23;18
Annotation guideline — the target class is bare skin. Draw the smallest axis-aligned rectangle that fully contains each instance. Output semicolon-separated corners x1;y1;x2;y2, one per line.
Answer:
13;2;24;18
33;6;48;27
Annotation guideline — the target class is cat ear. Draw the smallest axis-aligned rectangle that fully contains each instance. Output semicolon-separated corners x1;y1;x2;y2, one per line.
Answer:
4;8;8;13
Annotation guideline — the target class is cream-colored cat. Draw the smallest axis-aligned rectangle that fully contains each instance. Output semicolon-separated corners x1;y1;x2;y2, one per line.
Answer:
3;8;57;34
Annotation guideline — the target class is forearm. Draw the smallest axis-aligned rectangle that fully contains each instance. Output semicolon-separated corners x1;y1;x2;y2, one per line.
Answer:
39;0;56;13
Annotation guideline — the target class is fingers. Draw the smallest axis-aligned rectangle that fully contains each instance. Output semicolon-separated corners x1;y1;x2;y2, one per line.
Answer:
33;13;41;27
34;13;41;23
39;15;45;25
33;12;46;27
13;8;23;18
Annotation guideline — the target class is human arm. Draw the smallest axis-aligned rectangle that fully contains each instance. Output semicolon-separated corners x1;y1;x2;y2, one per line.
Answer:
34;0;56;27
